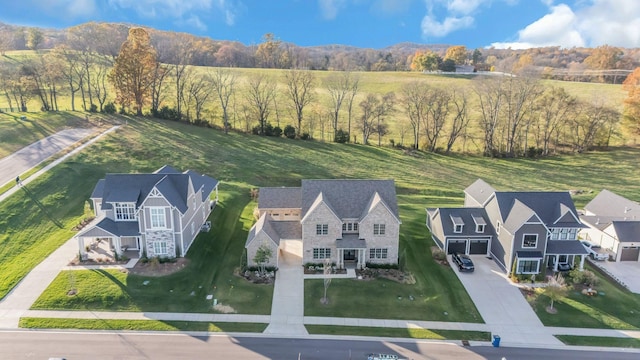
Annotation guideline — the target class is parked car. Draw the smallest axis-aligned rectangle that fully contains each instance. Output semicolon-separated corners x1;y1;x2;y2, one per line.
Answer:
581;241;609;261
451;252;475;272
557;263;572;272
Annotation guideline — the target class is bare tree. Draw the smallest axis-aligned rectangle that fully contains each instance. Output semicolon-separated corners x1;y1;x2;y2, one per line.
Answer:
401;81;429;150
534;86;576;155
374;92;396;146
445;88;471;154
423;89;451;152
325;71;355;141
186;75;213;124
359;94;377;145
210;68;237;134
245;74;276;134
474;77;505;157
502;76;543;157
90;56;112;112
284;69;315;136
150;63;169;114
571;101;620;152
345;74;360;142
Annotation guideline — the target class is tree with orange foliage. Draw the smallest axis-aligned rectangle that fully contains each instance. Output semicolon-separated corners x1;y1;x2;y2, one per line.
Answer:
444;45;468;65
109;28;158;116
410;50;439;71
622;67;640;135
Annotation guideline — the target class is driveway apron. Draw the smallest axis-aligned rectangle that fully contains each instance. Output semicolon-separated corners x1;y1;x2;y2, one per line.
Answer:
453;256;563;347
264;250;308;335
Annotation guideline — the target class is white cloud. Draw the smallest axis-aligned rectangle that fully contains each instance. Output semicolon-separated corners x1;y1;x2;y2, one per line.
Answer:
421;14;474;37
492;0;640;49
318;0;348;20
421;0;515;38
33;0;97;19
108;0;241;28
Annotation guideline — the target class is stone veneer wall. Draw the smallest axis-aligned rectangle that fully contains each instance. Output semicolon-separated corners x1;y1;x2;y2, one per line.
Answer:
145;230;176;258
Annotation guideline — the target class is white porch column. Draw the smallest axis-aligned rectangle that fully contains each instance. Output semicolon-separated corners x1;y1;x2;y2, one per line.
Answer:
114;237;122;256
553;255;558;272
579;255;585;271
77;237;85;257
338;249;343;268
359;249;365;269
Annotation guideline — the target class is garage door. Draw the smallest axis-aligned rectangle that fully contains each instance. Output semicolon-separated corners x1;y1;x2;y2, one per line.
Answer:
447;239;467;254
469;239;489;255
620;247;640;261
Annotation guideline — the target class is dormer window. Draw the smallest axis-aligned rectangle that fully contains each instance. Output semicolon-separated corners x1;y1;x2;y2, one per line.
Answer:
472;214;486;234
451;214;464;233
454;224;463;233
114;203;136;221
476;224;485;233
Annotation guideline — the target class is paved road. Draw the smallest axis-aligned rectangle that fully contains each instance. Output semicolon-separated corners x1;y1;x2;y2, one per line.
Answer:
2;330;638;360
0;128;95;188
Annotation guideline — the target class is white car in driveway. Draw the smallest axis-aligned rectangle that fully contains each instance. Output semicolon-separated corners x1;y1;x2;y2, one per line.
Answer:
581;241;609;261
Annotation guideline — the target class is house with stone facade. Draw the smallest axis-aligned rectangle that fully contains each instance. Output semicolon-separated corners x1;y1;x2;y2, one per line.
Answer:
76;165;218;259
427;179;588;275
580;189;640;262
245;179;401;269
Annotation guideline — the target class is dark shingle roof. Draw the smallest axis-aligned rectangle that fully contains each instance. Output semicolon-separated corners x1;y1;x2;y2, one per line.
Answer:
495;191;580;228
258;187;302;209
78;217;140;237
435;208;495;237
95;165;217;214
612;221;640;243
585;189;640;218
301;179;399;220
336;234;367;248
516;250;543;258
546;240;589;255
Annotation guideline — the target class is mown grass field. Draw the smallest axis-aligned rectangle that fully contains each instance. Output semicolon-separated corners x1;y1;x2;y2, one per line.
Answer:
1;111;639;326
19;317;267;332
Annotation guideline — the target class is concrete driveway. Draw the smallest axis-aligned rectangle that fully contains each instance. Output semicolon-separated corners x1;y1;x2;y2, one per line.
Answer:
451;255;562;347
592;260;640;294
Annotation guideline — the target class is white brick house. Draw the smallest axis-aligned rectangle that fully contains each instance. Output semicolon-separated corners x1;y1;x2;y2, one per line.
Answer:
245;179;401;269
76;165;218;259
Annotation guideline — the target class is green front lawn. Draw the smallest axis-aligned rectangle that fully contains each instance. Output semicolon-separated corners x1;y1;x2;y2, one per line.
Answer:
528;265;640;329
31;182;273;314
556;335;640;348
19;317;267;332
306;325;490;341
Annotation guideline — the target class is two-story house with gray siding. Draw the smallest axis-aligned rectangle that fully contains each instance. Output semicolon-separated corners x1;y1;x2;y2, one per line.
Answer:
245;179;401;269
427;179;587;275
76;165;218;259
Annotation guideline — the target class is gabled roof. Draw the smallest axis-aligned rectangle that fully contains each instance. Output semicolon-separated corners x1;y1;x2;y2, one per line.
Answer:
546;240;589;255
503;199;539;233
94;165;217;214
301;179;399;220
495;191;580;229
77;217;140;238
361;191;401;223
301;192;341;223
611;221;640;243
258;187;302;209
245;214;301;247
464;179;496;206
585;189;640;219
432;208;495;237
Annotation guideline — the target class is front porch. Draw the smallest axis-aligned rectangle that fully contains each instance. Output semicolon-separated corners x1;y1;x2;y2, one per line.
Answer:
546;240;588;272
336;235;367;269
72;237;140;265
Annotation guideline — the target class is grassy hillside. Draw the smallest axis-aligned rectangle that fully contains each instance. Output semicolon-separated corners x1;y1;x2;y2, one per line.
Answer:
3;113;640;314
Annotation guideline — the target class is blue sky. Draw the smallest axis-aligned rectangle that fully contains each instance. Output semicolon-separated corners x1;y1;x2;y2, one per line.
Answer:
2;0;639;49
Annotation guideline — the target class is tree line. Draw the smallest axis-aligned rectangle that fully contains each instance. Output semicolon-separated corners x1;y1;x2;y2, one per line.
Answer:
0;27;629;157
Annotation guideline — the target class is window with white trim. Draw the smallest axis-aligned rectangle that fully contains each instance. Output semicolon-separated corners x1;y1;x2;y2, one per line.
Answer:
313;248;331;259
115;203;136;221
522;234;538;248
517;259;539;274
373;224;386;235
316;224;328;235
149;207;166;229
369;248;388;259
454;224;463;233
550;228;578;240
476;224;485;233
153;241;168;255
342;222;359;233
496;221;501;234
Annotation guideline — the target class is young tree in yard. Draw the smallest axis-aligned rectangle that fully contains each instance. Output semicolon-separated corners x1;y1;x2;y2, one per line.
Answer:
544;273;569;313
321;258;332;305
211;68;237;134
253;244;272;276
622;67;640;135
109;28;158;115
284;69;315;136
245;74;276;135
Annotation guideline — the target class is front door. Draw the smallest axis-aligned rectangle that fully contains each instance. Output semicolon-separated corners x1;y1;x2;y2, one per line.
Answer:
344;249;356;261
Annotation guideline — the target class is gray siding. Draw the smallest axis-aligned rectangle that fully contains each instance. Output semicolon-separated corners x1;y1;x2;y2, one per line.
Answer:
513;224;547;253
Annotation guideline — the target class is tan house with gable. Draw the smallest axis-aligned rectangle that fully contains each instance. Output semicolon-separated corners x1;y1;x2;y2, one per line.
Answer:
245;179;401;269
